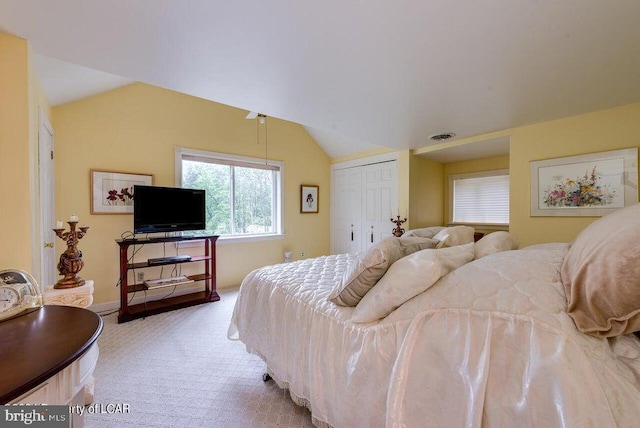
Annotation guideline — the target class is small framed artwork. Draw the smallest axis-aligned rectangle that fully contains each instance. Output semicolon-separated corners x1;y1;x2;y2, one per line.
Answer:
530;147;638;217
90;169;153;214
300;185;319;213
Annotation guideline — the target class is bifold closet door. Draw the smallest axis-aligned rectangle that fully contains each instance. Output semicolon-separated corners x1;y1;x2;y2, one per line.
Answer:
332;166;362;254
361;162;397;251
331;160;397;254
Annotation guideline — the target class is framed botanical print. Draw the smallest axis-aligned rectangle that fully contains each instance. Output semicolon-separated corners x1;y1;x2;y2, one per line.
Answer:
300;185;319;213
90;169;153;214
529;148;637;216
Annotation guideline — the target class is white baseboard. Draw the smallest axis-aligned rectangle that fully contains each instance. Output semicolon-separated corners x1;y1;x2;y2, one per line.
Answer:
89;284;207;314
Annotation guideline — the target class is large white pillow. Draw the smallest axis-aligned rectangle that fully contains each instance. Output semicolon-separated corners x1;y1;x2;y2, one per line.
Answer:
328;237;439;307
474;231;519;259
433;226;475;247
351;243;475;323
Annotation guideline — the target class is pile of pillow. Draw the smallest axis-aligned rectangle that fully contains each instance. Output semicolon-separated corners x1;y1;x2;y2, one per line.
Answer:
351;242;475;323
561;203;640;337
328;226;520;323
327;236;440;307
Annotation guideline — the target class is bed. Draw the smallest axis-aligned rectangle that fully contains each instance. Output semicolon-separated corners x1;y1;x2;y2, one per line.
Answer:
228;204;640;427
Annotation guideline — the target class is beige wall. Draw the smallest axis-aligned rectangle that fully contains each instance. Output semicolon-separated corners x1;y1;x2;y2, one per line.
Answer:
0;34;30;270
53;83;330;305
409;155;444;228
0;33;51;275
510;102;640;246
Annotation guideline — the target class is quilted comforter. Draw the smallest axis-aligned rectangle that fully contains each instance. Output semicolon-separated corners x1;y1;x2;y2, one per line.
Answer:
228;243;640;427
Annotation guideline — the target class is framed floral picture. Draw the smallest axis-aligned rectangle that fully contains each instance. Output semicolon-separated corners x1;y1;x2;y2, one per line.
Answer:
90;170;153;214
529;148;638;216
300;185;319;213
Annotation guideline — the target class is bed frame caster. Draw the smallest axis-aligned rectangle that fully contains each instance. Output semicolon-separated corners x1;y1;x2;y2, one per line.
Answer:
262;373;272;382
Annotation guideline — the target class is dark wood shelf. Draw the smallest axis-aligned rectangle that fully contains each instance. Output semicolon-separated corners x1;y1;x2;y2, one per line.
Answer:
126;273;212;293
117;235;218;323
116;235;214;244
127;254;211;269
188;273;210;282
118;291;220;323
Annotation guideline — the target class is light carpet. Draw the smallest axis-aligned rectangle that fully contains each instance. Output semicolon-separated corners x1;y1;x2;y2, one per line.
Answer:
86;288;314;428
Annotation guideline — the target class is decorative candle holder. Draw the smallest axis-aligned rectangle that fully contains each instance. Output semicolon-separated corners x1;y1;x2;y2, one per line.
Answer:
53;221;89;289
390;215;407;237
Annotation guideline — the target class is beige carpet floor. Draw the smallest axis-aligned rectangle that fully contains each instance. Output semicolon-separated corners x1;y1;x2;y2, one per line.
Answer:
86;288;315;428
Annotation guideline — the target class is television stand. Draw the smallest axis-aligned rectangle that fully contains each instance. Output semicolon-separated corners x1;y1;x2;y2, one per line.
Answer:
116;235;219;323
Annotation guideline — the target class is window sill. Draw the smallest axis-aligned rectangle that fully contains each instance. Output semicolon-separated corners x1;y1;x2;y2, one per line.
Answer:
447;223;509;232
178;233;285;247
217;234;285;245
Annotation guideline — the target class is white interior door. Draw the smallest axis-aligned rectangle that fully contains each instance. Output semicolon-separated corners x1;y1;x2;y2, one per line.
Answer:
39;109;56;288
361;161;397;250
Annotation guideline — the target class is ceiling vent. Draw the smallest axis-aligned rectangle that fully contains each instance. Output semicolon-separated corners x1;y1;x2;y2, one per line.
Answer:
429;132;456;142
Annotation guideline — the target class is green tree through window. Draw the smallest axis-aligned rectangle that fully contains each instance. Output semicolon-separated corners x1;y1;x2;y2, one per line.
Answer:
233;166;273;234
183;160;231;235
178;149;282;238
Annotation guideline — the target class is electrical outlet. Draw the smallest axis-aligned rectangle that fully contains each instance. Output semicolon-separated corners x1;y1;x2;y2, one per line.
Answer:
300;251;305;258
137;271;145;282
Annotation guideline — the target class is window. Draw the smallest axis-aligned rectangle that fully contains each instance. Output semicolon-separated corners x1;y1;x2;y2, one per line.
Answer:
175;147;283;240
449;169;509;225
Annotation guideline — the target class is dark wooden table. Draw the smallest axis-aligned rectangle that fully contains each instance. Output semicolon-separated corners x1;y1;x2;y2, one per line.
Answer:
0;305;103;403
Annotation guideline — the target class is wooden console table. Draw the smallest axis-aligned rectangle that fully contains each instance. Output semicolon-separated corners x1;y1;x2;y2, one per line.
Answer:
0;305;102;405
43;280;97;404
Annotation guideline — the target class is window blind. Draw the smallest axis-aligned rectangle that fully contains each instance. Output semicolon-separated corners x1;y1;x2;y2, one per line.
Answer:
452;174;509;224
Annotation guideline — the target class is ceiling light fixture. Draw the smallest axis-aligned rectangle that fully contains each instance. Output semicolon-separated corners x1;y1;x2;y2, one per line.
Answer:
256;114;268;164
429;132;456;142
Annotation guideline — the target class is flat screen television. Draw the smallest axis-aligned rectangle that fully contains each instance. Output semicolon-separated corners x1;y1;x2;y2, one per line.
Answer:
133;185;206;234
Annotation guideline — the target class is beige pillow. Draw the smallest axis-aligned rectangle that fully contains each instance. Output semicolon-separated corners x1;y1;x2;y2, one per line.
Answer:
474;231;519;259
328;237;438;307
403;226;445;239
433;226;475;247
351;243;475;323
561;203;640;337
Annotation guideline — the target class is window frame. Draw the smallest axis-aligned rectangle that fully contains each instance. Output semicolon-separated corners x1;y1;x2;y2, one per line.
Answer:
175;146;284;244
448;169;510;229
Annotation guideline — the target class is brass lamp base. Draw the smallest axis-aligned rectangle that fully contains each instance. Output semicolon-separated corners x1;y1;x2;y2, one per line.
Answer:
53;221;89;290
390;215;407;237
54;275;86;289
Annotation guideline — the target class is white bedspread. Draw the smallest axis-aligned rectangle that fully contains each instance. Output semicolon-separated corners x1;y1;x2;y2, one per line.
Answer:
228;244;640;427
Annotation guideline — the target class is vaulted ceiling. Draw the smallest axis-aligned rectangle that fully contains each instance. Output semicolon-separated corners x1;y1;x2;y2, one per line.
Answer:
2;1;639;158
